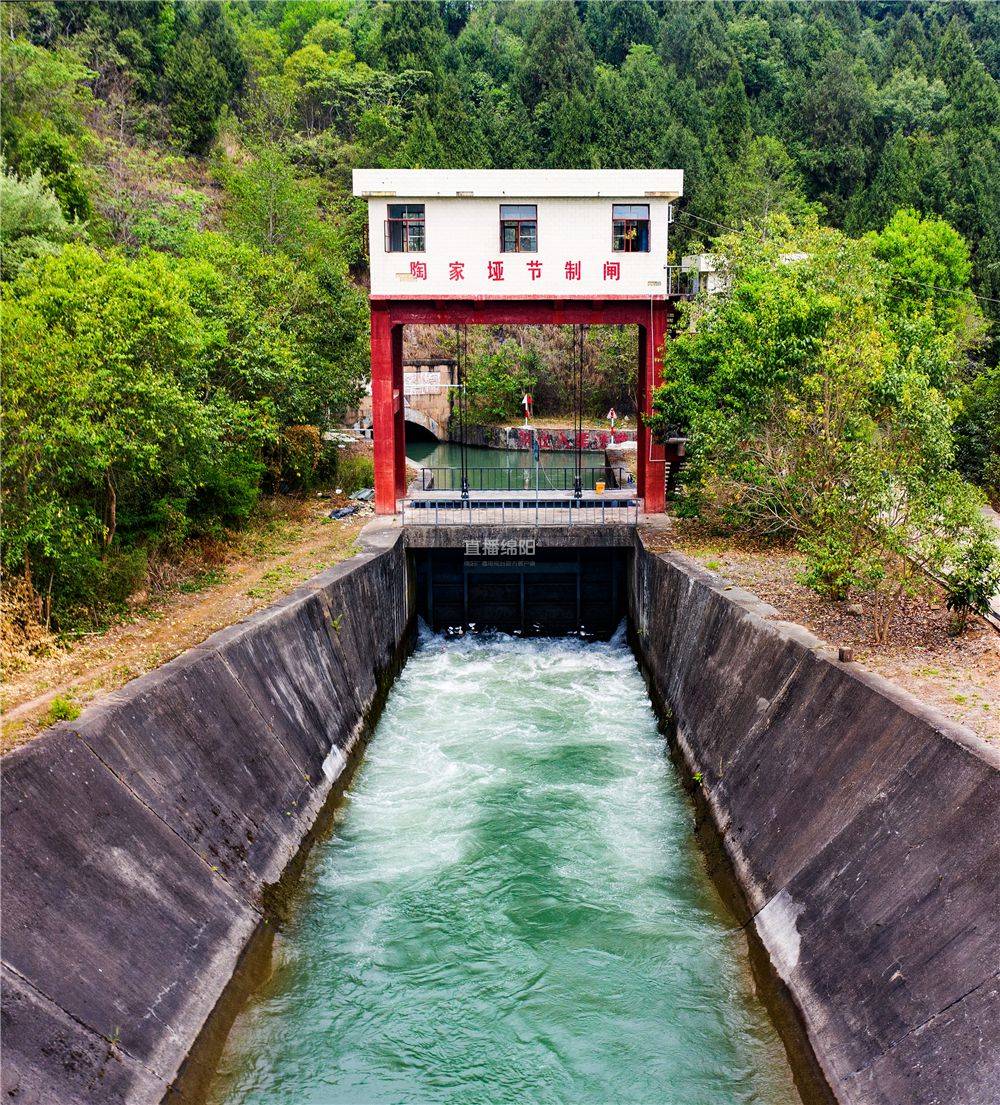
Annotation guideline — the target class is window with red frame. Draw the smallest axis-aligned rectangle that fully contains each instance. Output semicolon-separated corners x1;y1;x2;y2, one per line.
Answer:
385;204;425;252
500;204;537;252
612;204;650;252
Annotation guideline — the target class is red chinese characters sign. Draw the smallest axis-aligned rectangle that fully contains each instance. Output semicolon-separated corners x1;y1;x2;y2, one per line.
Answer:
427;259;630;285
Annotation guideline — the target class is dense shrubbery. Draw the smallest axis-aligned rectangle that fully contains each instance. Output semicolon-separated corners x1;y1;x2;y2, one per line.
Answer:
0;5;374;633
954;369;1000;509
335;453;376;497
4;0;1000;638
2;236;365;628
464;341;539;424
651;210;999;639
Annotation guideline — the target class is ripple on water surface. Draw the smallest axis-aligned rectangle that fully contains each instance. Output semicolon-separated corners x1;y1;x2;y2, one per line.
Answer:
209;628;801;1105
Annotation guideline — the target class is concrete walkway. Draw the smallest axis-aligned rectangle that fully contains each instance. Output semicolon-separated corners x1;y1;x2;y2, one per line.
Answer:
401;490;639;527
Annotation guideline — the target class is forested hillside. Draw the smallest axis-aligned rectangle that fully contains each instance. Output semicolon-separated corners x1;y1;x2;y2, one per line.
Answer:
3;0;1000;637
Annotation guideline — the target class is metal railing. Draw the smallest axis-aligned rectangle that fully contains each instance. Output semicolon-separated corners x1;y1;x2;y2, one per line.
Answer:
401;496;640;527
420;466;618;492
665;264;696;298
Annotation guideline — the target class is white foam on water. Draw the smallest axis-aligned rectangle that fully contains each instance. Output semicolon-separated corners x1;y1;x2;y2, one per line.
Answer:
211;629;803;1105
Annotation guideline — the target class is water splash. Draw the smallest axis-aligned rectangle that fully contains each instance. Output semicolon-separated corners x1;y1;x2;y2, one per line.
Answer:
210;631;800;1105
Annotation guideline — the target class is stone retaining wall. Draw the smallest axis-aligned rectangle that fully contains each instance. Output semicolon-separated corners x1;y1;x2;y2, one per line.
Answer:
629;539;1000;1105
458;424;636;451
0;530;412;1105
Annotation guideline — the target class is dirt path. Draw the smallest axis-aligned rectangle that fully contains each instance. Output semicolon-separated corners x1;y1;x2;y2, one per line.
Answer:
653;523;1000;743
9;504;995;752
2;499;367;754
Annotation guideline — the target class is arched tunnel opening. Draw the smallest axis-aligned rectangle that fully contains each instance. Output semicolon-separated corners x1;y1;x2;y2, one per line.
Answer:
404;419;439;443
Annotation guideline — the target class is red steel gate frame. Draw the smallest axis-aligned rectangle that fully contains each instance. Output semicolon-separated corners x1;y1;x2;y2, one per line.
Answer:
369;297;673;516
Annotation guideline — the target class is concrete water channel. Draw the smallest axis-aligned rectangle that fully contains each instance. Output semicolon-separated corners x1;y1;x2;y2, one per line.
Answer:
2;524;996;1105
205;628;803;1105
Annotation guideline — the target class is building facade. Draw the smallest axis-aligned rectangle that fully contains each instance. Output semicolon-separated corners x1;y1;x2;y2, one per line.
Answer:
352;169;684;514
357;169;682;301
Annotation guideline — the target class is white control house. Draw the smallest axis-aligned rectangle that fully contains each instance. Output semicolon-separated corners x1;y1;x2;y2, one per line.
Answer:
351;168;685;515
354;169;683;300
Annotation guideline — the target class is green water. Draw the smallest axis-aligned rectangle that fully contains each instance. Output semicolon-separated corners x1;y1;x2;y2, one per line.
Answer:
209;630;800;1105
406;441;610;491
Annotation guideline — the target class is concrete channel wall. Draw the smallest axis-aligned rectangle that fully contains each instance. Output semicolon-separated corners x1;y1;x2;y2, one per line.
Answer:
0;530;412;1105
629;539;1000;1105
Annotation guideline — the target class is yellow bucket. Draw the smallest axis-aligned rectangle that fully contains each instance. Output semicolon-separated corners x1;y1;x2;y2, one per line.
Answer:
595;481;606;494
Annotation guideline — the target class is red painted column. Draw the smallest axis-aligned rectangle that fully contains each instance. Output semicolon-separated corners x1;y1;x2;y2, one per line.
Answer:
392;323;407;498
371;305;400;514
637;302;669;514
636;323;648;505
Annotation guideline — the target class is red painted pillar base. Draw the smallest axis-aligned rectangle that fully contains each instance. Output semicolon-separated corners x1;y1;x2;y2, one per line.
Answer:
371;306;404;514
393;324;406;499
637;303;669;514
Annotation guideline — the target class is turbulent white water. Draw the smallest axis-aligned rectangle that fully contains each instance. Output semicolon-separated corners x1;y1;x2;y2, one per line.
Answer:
210;627;801;1105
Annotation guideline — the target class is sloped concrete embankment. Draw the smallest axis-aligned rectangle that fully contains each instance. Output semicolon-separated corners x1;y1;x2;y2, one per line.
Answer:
1;531;412;1105
629;541;1000;1105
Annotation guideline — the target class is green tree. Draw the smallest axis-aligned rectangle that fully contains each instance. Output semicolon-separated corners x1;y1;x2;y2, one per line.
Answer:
880;10;931;79
2;245;217;620
456;6;522;84
714;64;750;157
0;35;94;138
466;340;538;424
0;166;83;274
217;144;323;256
954;367;1000;505
517;2;594;111
582;1;658;66
651;219;996;640
434;74;491;169
719;136;815;230
396;101;445;168
374;0;450;82
946;534;1000;633
163;30;231;152
178;230;367;425
659;2;734;89
5;123;91;220
795;50;876;222
591;46;677;169
871;207;983;359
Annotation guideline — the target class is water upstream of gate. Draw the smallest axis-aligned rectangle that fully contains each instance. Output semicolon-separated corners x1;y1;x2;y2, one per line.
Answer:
209;629;801;1105
405;441;609;490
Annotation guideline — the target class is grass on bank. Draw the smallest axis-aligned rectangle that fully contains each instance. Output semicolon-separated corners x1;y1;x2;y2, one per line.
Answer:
1;485;370;755
658;519;1000;743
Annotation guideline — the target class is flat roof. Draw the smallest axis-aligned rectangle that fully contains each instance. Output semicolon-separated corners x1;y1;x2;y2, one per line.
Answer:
352;168;683;200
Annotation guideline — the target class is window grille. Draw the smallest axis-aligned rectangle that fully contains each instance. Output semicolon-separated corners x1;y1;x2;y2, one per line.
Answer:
612;203;650;253
385;203;425;252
